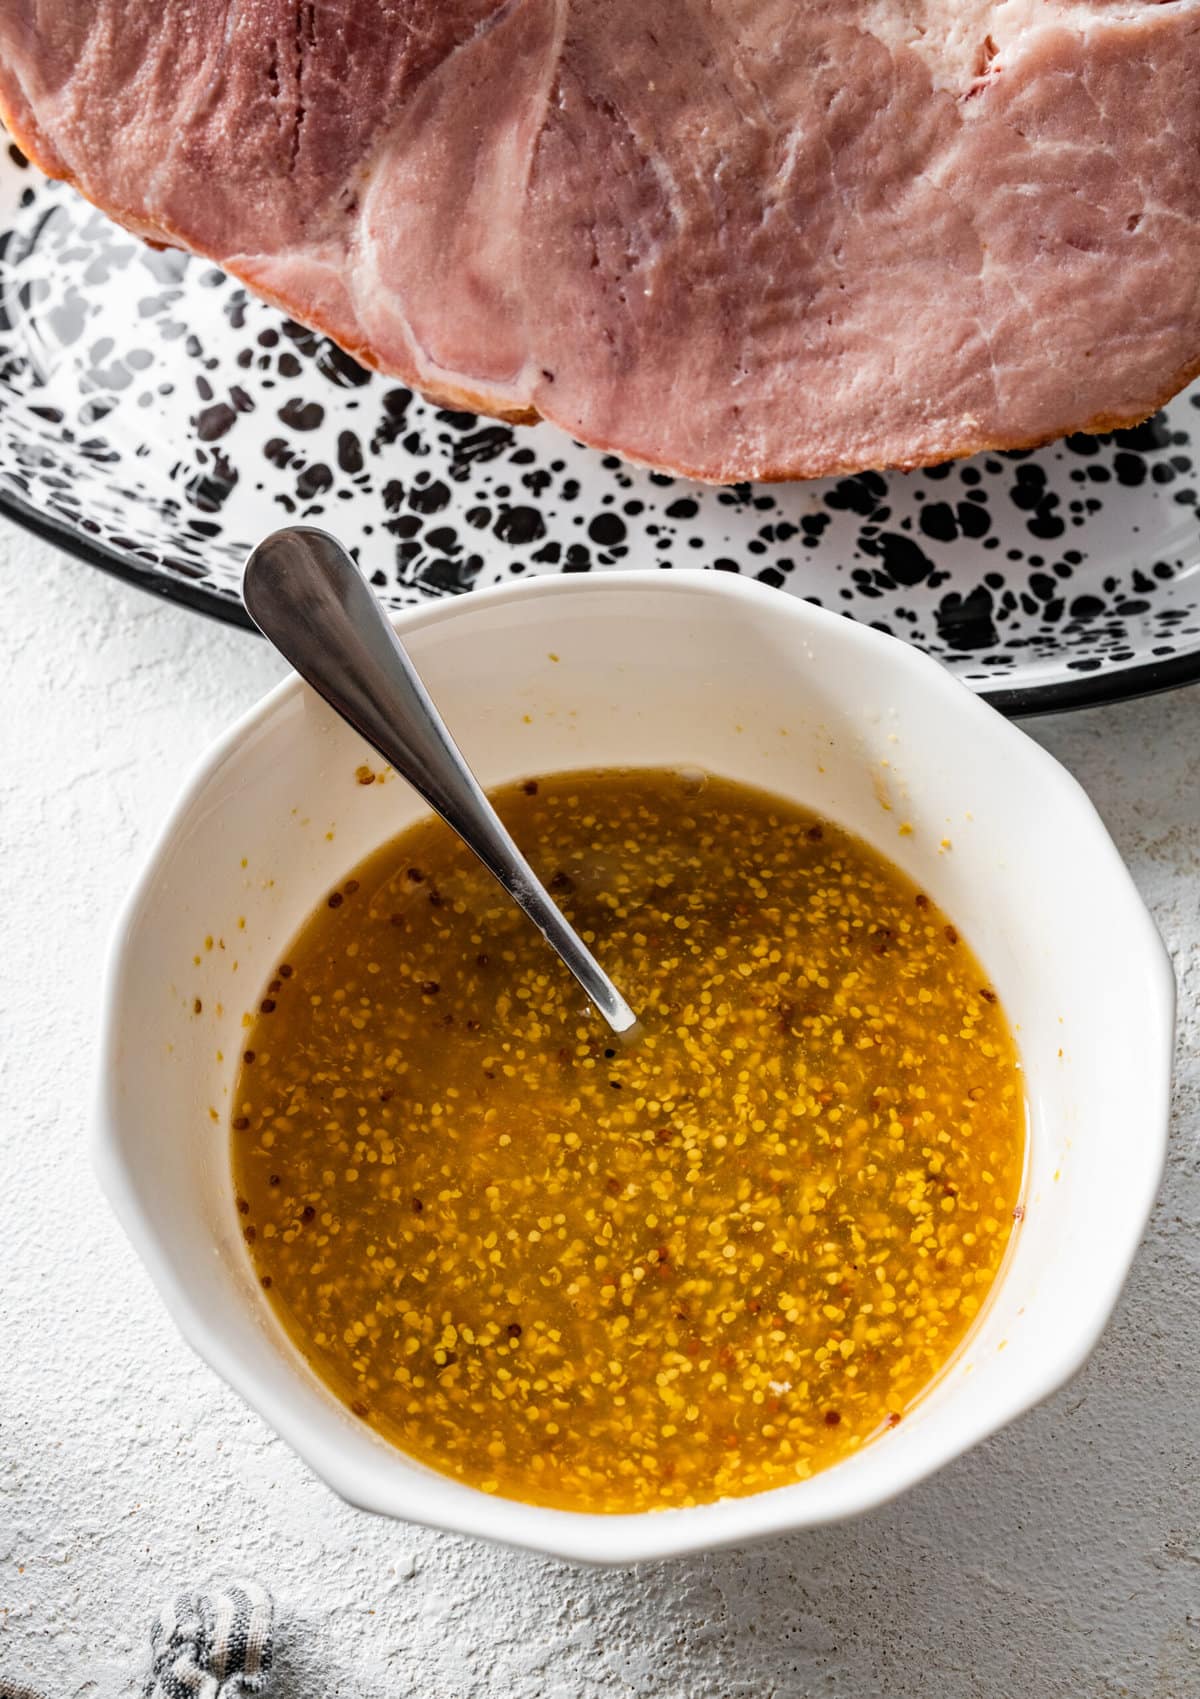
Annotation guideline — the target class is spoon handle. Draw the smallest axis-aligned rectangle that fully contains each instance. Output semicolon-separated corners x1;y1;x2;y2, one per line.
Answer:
243;526;637;1035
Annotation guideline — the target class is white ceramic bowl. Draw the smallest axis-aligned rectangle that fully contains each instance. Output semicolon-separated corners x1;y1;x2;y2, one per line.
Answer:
96;571;1173;1565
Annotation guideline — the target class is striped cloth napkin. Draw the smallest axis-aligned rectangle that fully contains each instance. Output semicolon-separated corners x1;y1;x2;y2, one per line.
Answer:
143;1581;274;1699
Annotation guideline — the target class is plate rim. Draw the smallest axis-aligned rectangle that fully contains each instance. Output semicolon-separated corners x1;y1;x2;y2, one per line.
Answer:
4;147;1200;720
6;475;1199;718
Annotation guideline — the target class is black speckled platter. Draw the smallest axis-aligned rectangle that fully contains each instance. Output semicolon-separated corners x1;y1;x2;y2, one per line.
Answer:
2;144;1199;716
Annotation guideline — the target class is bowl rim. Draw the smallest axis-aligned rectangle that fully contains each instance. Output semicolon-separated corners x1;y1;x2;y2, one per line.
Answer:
93;568;1175;1564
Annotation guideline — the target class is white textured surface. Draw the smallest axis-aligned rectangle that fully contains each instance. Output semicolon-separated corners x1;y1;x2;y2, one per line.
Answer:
0;526;1197;1699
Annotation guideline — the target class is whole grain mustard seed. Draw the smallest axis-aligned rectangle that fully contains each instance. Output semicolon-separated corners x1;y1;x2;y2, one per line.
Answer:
231;769;1025;1514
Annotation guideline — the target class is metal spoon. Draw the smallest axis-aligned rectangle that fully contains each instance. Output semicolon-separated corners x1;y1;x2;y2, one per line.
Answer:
242;525;638;1035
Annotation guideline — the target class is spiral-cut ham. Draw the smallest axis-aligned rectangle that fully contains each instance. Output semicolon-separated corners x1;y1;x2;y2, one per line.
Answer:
0;0;1198;482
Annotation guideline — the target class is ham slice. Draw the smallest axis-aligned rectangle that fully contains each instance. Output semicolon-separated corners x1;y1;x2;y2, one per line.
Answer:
0;0;1197;482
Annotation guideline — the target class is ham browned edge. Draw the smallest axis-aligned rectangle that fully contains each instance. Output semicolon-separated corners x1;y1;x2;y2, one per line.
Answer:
0;1;1197;483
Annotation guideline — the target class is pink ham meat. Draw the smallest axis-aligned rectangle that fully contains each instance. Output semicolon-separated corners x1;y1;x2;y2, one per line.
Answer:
0;1;1197;482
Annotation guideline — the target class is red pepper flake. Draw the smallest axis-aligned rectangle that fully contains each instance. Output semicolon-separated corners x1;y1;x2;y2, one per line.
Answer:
806;824;824;842
523;780;539;795
278;964;293;979
243;1049;256;1064
268;1174;280;1187
944;924;959;945
327;892;343;909
232;1115;250;1132
823;1409;842;1427
301;1205;315;1223
350;1400;371;1420
345;879;359;895
260;997;276;1014
886;1411;902;1428
915;893;930;910
406;867;424;883
980;986;997;1002
260;1274;272;1289
243;1225;256;1243
421;981;440;996
236;1197;250;1215
1013;1204;1026;1222
507;1322;523;1339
